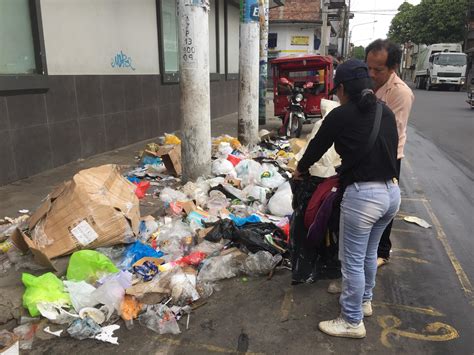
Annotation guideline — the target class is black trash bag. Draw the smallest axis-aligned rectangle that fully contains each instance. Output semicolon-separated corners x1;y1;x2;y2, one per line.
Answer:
204;219;237;242
234;222;288;255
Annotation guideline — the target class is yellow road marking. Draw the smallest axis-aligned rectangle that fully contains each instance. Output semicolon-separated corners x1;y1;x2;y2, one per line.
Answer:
391;248;418;254
391;227;424;234
422;200;474;305
378;315;459;348
280;288;293;322
156;338;265;355
372;302;444;316
391;256;429;264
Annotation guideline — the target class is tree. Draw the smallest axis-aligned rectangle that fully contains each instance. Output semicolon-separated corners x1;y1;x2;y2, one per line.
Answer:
388;0;469;45
352;46;365;60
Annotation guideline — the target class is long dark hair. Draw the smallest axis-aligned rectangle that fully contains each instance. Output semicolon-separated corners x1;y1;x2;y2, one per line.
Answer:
343;77;377;112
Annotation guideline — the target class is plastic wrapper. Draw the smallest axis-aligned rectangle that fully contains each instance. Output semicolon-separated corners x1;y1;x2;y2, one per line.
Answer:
36;302;79;324
191;240;224;255
176;251;207;267
139;304;181;335
164;133;181;145
197;253;243;282
138;217;159;242
267;181;293;217
235;160;264;187
211;158;236;176
134;180;150;199
182;178;210;207
22;272;71;317
120;241;164;270
92;271;132;320
67;317;102;340
120;295;143;329
159;187;189;204
155;221;193;261
241;251;283;276
66;250;119;283
63;280;98;312
95;245;127;266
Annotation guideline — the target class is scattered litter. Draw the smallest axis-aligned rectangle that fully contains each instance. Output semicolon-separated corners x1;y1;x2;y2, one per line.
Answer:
18;209;29;214
95;324;120;345
43;327;63;337
404;216;432;229
67;317;101;340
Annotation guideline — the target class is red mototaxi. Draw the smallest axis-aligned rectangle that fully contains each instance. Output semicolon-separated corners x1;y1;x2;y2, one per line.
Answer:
271;55;334;119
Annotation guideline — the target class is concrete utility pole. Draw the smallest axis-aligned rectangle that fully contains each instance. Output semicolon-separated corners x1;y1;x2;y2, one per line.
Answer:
320;0;328;55
258;0;269;126
178;0;212;181
238;0;260;146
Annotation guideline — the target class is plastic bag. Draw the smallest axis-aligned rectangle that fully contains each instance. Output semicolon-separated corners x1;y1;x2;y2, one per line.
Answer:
13;323;38;350
67;317;102;340
120;241;164;270
259;164;286;189
170;268;200;305
159;187;188;204
182;178;210;207
212;158;236;176
206;190;230;212
229;214;261;227
93;271;132;320
241;251;283;276
139;304;181;335
176;251;207;267
227;154;242;166
155;220;193;261
63;280;98;312
267;181;293;217
134;180;150;199
242;185;268;204
138;217;159;242
22;272;70;317
95;245;127;266
197;253;242;282
66;250;119;283
235;160;263;187
164;133;181;145
120;295;142;327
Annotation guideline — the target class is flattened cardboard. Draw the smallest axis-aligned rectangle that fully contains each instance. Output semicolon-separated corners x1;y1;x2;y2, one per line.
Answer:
23;165;140;265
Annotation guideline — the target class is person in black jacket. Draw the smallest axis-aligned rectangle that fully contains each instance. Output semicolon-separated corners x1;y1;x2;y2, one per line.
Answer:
293;59;401;339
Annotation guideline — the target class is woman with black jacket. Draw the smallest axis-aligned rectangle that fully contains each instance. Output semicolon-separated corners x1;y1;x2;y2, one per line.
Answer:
293;59;401;339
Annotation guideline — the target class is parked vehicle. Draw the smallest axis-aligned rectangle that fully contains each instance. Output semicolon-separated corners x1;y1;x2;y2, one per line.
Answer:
271;55;334;137
415;43;467;91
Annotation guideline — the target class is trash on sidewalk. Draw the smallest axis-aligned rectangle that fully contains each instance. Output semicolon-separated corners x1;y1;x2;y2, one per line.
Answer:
0;330;19;354
11;132;298;346
403;216;432;228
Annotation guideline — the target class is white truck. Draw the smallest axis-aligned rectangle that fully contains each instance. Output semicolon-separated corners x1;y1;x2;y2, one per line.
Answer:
414;43;467;91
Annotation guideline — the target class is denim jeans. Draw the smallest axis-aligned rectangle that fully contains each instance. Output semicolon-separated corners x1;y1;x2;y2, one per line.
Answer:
338;180;401;324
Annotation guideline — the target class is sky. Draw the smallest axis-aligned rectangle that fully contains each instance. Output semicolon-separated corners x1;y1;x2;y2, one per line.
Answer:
349;0;421;48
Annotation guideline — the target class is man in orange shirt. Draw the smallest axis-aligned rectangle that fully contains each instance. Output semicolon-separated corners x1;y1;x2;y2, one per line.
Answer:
365;39;415;267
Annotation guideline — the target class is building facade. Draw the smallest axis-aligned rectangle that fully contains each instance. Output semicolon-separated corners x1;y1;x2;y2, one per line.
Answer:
0;0;255;186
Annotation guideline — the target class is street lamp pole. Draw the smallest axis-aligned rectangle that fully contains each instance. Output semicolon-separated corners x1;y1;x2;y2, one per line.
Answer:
348;20;378;56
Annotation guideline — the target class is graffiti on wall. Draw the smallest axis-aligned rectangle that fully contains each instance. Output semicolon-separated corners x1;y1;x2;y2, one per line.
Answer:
111;51;136;71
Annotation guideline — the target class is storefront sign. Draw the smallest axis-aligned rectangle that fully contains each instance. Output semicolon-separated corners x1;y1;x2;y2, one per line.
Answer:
291;36;309;46
240;0;259;23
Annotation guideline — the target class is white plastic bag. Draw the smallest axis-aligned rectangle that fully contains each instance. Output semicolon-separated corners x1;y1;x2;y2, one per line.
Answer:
159;187;188;204
63;280;98;312
267;181;293;217
235;159;263;187
241;251;283;276
92;271;132;320
211;159;236;176
259;164;286;189
242;185;268;204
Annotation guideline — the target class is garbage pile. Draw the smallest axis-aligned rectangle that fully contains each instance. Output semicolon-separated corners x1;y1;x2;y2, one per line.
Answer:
0;132;304;349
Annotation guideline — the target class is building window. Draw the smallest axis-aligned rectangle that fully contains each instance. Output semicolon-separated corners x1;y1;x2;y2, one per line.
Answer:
0;0;47;91
268;33;278;49
225;0;239;79
158;0;179;83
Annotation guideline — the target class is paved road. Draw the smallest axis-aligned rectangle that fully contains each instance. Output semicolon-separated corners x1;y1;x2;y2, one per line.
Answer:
17;91;474;353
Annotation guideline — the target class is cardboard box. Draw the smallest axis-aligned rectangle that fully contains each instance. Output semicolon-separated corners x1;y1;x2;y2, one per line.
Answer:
14;165;140;267
144;144;181;176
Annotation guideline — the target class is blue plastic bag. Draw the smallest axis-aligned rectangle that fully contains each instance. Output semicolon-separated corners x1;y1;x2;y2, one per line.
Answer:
120;241;164;269
229;214;261;227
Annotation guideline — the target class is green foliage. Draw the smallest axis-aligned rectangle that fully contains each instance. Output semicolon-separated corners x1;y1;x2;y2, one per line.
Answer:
388;0;469;45
352;46;365;60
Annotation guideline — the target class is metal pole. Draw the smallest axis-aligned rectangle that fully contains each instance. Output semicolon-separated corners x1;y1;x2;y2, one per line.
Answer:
258;0;269;126
238;0;260;146
178;0;212;181
320;0;328;55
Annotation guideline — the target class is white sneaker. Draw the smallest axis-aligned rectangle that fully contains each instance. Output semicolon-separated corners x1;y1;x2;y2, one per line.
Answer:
362;301;373;317
318;317;366;338
327;280;342;294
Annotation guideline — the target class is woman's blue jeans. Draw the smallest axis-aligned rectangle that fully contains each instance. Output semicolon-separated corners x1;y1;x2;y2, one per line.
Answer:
338;180;401;324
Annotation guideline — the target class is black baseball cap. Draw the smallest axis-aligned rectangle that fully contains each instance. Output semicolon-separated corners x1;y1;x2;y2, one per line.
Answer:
330;59;370;95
